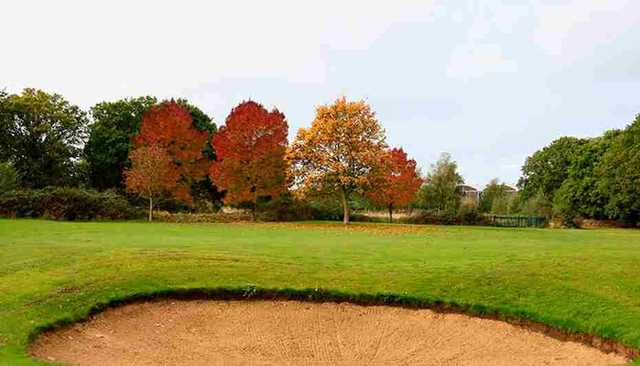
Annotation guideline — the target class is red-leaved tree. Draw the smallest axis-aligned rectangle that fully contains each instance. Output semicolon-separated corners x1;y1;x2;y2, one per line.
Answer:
124;145;180;221
209;101;288;217
133;100;209;204
367;147;423;222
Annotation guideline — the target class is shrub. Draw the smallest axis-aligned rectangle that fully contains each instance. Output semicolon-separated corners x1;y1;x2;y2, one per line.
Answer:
0;188;142;220
400;209;458;225
256;194;335;222
154;210;251;223
398;206;488;226
0;189;44;217
517;192;553;218
457;198;482;225
350;213;389;223
154;195;351;223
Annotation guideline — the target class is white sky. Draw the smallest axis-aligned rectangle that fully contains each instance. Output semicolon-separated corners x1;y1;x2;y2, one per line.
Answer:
2;0;640;187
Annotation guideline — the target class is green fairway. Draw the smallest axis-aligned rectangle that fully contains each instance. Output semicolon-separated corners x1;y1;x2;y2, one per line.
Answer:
1;219;639;365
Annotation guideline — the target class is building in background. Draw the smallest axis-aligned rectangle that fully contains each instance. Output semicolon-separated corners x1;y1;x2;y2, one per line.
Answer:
457;184;480;202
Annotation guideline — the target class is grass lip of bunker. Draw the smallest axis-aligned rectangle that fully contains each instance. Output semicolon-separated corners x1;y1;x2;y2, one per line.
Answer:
28;287;638;365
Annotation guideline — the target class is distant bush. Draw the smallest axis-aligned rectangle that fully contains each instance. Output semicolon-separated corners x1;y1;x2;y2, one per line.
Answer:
0;190;42;217
154;210;251;223
153;196;353;223
457;198;483;225
402;210;455;225
257;193;355;222
395;204;489;226
517;192;553;219
0;188;142;220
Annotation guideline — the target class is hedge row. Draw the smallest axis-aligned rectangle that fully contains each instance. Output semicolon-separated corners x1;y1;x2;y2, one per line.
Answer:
0;188;143;220
0;188;495;225
0;188;345;223
154;210;252;223
382;209;486;226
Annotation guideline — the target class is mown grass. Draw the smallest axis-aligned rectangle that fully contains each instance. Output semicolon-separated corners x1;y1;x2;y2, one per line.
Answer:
1;219;639;365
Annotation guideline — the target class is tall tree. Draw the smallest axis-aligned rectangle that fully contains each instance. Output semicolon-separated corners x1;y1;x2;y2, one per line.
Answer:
124;145;179;221
367;147;423;222
518;137;588;202
209;101;288;217
479;178;516;214
479;178;502;213
174;99;223;211
596;114;640;224
418;153;463;213
0;88;88;188
134;100;209;204
85;96;157;190
288;97;387;224
0;162;18;194
0;90;10;162
85;97;216;192
553;131;620;222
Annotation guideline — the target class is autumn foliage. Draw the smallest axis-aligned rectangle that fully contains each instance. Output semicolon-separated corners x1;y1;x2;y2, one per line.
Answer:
367;148;423;222
120;96;423;224
133;101;209;203
209;101;288;213
124;145;179;221
288;97;387;223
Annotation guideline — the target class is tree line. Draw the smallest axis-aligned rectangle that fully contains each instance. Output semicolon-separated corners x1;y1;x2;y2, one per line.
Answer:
0;90;425;223
1;88;638;226
518;114;640;226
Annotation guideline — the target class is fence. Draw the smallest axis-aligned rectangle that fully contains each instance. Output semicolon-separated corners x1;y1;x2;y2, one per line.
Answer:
487;214;547;228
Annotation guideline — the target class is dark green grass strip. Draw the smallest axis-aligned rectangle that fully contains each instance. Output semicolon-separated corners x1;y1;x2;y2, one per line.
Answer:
29;286;639;362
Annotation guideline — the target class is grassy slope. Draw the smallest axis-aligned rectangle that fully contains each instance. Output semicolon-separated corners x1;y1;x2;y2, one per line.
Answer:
1;219;639;365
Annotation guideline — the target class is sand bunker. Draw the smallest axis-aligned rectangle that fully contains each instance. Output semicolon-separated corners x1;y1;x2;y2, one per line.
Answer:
31;300;629;366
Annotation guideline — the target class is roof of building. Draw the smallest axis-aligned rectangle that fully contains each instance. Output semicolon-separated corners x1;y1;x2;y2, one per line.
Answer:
457;184;478;192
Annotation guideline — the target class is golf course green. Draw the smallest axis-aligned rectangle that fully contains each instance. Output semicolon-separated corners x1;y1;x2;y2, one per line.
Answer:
1;219;639;364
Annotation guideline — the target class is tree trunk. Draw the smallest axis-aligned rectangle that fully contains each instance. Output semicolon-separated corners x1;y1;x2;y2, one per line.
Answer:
148;196;153;222
388;204;393;223
252;187;258;221
340;189;350;224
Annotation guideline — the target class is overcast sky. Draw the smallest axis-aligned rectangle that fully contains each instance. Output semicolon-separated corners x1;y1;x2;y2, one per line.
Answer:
2;0;640;187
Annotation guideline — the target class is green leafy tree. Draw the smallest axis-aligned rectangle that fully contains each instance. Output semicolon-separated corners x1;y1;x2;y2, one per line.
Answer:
553;131;620;222
0;162;18;193
85;96;157;190
0;88;88;188
596;114;640;224
176;98;217;137
518;191;553;218
418;153;463;213
491;194;516;215
69;159;91;188
0;90;11;162
480;178;515;214
518;137;589;202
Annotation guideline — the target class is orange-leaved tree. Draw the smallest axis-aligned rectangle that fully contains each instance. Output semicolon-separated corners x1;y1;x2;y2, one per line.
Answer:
209;101;288;217
288;97;387;224
367;147;423;222
133;100;209;204
124;145;179;221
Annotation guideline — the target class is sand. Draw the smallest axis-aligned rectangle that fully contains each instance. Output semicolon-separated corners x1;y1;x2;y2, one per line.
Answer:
30;300;629;365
